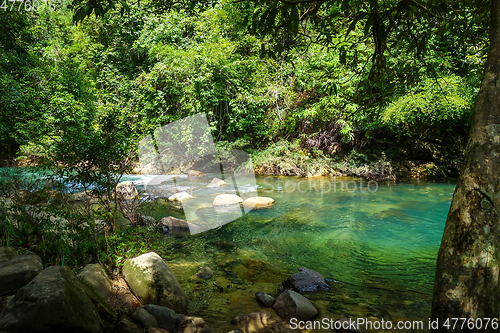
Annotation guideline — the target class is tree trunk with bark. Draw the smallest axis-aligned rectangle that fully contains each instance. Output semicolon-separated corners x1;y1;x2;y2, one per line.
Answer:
432;2;500;332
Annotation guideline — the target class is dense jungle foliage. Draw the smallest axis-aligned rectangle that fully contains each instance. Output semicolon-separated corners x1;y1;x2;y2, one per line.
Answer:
0;0;486;178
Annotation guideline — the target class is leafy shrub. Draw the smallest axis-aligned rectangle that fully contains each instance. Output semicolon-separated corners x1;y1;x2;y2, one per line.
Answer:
380;75;476;138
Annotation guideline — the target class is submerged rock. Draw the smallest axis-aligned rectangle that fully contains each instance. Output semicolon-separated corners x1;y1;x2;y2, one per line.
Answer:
0;251;42;295
335;318;364;333
213;194;243;207
255;292;275;307
283;267;331;293
231;312;294;333
273;289;318;322
158;216;199;235
122;252;189;313
195;267;213;280
0;266;104;333
207;178;227;187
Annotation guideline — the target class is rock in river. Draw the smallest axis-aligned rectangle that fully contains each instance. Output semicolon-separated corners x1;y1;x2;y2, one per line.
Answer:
283;267;331;293
206;178;227;187
195;267;213;280
273;289;318;322
255;292;275;307
243;197;275;210
168;191;194;202
212;194;243;207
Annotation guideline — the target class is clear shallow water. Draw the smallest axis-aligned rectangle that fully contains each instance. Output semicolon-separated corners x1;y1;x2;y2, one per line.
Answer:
122;174;455;330
125;174;453;295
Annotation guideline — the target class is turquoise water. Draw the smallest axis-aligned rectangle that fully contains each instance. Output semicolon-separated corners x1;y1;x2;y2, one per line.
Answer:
124;174;453;294
219;177;451;291
120;175;453;293
124;174;455;329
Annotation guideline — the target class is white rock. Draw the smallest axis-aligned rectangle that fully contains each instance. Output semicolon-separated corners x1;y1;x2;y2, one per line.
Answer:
212;194;243;207
206;178;227;187
116;181;138;201
168;191;194;202
243;197;275;210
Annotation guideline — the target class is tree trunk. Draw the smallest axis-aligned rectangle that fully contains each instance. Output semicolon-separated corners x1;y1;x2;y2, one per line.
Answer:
431;2;500;331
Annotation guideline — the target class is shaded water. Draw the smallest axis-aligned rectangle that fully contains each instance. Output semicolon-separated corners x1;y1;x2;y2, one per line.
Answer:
123;174;455;332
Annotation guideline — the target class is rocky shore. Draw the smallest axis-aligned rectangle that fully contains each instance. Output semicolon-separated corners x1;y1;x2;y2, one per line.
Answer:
0;247;364;333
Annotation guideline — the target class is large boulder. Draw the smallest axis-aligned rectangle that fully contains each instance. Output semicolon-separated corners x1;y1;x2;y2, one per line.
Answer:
168;192;194;202
243;197;275;210
122;252;189;313
206;178;226;187
272;290;318;322
212;194;243;207
78;263;114;299
0;266;104;333
116;181;139;201
283;267;331;293
0;251;42;295
142;304;211;333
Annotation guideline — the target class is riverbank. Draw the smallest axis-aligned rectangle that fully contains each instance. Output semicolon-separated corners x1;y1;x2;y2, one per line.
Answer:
3;136;461;181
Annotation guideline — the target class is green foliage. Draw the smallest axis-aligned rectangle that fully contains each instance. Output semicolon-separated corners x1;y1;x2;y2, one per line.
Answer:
380;75;475;137
249;140;337;176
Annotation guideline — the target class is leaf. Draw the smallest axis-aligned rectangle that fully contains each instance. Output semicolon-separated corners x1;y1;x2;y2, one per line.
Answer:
119;0;130;13
73;7;87;25
290;5;299;35
259;10;269;31
264;8;277;34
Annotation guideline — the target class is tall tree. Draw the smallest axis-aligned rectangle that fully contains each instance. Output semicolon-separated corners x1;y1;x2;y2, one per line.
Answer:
431;1;500;331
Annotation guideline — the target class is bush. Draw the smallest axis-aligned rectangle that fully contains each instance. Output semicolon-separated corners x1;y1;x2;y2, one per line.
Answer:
380;75;475;138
